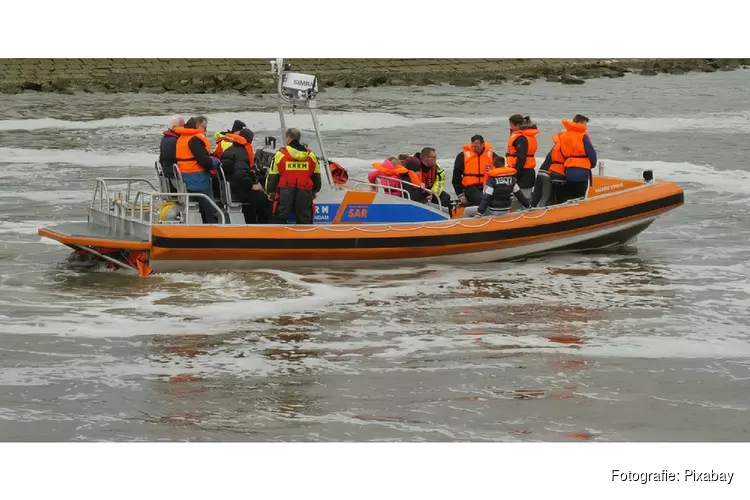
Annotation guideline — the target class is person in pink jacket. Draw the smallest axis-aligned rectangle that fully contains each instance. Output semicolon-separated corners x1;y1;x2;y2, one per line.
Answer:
368;157;404;196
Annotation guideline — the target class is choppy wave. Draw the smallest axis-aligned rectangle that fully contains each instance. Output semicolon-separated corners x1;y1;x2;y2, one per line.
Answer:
0;147;156;168
0;111;456;134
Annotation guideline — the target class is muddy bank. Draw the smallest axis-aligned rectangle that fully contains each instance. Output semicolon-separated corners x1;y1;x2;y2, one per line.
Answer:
1;58;748;95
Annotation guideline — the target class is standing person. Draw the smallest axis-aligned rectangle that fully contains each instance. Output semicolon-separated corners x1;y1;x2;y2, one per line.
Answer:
558;114;597;201
265;128;322;224
174;116;221;224
532;134;567;207
506;114;539;199
159;115;185;193
220;128;271;224
464;156;530;218
452;134;500;206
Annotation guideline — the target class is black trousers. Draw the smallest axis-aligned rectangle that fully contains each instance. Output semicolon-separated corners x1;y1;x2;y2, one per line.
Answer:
563;181;588;202
273;187;315;224
241;190;272;224
463;184;483;206
428;191;452;210
189;189;221;224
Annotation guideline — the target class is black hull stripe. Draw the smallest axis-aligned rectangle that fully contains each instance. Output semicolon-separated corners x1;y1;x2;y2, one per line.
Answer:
152;192;684;250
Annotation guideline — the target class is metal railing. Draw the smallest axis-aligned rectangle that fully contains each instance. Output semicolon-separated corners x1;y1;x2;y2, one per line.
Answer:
133;191;227;225
90;178;226;226
91;178;159;212
347;175;447;213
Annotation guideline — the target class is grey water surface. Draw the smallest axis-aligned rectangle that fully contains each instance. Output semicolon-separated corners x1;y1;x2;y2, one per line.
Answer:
0;70;749;441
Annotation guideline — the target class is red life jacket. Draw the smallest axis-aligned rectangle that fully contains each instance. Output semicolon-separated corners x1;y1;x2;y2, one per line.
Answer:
276;146;317;190
330;161;349;185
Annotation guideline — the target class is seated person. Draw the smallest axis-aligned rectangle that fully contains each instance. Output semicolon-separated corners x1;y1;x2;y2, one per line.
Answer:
368;157;404;196
414;147;452;211
400;157;430;203
464;156;530;218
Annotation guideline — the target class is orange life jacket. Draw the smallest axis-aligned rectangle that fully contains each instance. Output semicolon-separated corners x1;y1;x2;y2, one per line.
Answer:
506;129;539;170
461;142;495;187
276;146;317;190
372;162;422;186
223;133;255;167
558;120;591;170
330;161;349;185
549;134;566;177
485;166;518;179
174;127;211;174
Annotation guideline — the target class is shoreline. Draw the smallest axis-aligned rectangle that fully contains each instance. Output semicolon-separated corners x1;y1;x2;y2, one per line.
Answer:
0;58;748;95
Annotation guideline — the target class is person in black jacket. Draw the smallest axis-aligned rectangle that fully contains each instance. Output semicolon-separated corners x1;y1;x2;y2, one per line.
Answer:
464;156;530;218
158;115;184;192
451;135;502;206
401;157;430;203
220;128;271;224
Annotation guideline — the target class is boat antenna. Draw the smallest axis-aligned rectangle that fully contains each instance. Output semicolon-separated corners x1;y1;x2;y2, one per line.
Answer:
269;58;334;189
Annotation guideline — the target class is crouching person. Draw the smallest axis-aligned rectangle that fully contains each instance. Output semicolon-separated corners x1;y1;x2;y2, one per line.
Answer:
464;156;530;218
265;128;322;224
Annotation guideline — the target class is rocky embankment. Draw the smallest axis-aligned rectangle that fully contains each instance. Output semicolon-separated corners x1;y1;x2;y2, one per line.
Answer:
1;58;748;95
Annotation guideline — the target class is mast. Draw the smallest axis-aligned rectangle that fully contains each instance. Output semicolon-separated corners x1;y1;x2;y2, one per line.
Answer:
269;58;334;188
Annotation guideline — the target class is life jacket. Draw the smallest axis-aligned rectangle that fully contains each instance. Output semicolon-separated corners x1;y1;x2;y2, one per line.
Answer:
369;161;402;195
330;161;349;185
419;165;446;195
486;166;518;179
506;128;539;170
214;130;242;158
484;166;519;210
174;127;211;174
163;129;179;139
558;120;591;170
461;142;495;187
222;133;255;167
275;145;317;190
371;161;422;187
549;134;566;177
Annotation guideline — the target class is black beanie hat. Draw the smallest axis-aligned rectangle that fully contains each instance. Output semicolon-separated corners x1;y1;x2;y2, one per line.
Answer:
231;120;246;132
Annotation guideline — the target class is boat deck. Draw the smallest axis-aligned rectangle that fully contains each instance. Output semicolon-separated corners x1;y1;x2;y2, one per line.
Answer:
38;223;151;250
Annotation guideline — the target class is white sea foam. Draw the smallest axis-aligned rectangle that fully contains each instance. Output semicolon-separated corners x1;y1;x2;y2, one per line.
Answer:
0;147;156;168
0;111;431;133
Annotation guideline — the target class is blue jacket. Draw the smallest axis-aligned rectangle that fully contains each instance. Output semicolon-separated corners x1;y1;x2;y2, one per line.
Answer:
182;136;218;193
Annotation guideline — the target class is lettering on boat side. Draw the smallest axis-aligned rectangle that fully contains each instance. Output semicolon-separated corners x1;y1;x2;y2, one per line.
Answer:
340;204;370;222
313;204;338;223
594;183;625;194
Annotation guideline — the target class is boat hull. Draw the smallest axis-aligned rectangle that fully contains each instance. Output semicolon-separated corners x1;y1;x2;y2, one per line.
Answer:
149;215;659;272
38;177;684;274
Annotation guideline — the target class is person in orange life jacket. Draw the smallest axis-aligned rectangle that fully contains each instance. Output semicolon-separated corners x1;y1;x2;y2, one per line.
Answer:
158;115;185;193
506;114;539;198
558;114;597;202
174;116;221;224
452;134;502;207
213;119;247;159
463;156;530;218
220;128;271;224
531;135;567;207
264;128;322;224
414;147;451;209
